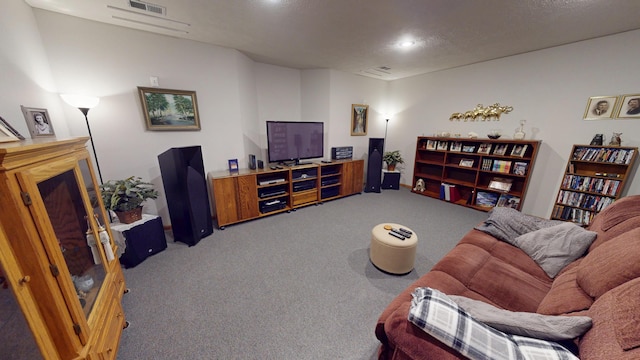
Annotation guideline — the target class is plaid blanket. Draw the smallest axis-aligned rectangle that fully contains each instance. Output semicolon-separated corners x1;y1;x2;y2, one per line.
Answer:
408;287;578;360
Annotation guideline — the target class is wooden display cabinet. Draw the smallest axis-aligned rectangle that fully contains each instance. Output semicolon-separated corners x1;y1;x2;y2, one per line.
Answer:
209;159;364;228
0;137;127;359
412;137;540;211
551;144;637;226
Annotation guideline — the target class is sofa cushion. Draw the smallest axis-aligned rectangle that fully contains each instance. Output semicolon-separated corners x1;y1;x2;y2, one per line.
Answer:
510;222;596;278
587;195;640;251
450;295;592;341
576;227;640;298
579;278;640;358
474;207;563;243
537;260;594;315
408;287;579;360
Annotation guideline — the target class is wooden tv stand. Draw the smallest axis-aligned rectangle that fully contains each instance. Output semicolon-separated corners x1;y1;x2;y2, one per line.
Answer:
208;159;364;228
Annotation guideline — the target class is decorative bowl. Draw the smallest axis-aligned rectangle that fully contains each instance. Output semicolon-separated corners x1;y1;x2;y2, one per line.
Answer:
488;134;501;139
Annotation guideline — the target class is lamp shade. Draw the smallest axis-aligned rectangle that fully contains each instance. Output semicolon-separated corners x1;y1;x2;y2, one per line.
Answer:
60;94;100;109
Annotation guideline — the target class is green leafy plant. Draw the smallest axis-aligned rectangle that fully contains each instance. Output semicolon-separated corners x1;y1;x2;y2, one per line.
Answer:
99;176;159;212
383;150;404;167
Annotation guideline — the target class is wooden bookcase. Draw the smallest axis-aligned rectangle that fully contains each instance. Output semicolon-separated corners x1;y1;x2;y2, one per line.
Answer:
209;159;364;228
411;136;541;211
551;144;637;226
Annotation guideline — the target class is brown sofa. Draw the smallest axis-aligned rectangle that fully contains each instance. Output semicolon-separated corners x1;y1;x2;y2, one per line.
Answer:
375;195;640;359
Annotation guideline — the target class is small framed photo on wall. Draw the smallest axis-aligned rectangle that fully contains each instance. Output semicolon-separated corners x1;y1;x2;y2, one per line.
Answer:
583;96;618;120
21;106;55;138
351;104;368;136
614;94;640;118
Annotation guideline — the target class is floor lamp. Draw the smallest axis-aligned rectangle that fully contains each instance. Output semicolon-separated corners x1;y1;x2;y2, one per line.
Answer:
383;118;389;153
60;94;103;184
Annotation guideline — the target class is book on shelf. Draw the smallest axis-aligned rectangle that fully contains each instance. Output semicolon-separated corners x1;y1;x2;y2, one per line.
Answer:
459;158;475;167
450;141;462;152
439;183;461;202
488;177;513;192
512;161;528;176
437;140;449;150
491;160;512;173
496;194;520;209
481;158;493;171
476;191;499;208
510;144;528;157
426;140;437;150
572;147;635;164
462;145;476;153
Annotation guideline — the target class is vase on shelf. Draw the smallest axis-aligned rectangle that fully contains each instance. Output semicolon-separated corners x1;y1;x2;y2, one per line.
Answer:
115;207;143;224
513;120;526;140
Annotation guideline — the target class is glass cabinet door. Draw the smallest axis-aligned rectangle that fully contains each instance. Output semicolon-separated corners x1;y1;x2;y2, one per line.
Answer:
16;156;107;342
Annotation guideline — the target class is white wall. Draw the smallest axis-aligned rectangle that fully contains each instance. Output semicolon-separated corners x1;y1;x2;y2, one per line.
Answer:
2;2;639;223
389;29;640;216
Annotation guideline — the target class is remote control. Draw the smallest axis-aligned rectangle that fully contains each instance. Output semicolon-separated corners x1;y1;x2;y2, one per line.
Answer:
388;231;405;240
391;229;406;238
399;228;413;236
270;166;277;170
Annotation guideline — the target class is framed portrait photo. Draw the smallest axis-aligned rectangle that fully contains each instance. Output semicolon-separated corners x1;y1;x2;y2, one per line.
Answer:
350;104;368;136
228;159;239;172
583;96;618;120
614;94;640;119
21;106;55;138
138;87;201;131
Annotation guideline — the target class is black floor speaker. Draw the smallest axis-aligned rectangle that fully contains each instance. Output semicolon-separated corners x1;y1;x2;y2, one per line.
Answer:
365;138;384;193
158;146;213;246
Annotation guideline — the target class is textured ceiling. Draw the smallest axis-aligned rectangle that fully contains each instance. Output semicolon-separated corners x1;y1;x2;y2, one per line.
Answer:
26;0;640;80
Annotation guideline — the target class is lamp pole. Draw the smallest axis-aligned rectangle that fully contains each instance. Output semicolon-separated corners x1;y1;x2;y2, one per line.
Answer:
79;107;103;184
384;119;389;152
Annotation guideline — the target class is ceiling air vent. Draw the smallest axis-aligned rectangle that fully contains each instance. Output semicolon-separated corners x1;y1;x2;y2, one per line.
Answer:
129;0;166;16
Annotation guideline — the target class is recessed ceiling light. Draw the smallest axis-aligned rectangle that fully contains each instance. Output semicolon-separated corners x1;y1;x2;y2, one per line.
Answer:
399;40;415;48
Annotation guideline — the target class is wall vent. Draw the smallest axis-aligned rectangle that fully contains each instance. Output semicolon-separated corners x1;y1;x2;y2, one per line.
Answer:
129;0;166;16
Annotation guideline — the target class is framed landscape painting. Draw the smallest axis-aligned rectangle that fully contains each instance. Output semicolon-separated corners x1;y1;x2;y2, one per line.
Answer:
138;87;201;131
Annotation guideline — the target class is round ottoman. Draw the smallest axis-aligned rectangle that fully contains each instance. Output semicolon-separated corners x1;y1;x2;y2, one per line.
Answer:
370;223;418;274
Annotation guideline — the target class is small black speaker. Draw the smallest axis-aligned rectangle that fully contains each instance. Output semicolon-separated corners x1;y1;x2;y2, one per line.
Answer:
158;146;213;246
365;138;384;193
257;160;264;169
249;154;256;170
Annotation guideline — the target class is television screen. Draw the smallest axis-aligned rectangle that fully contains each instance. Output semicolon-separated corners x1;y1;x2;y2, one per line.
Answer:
266;121;324;164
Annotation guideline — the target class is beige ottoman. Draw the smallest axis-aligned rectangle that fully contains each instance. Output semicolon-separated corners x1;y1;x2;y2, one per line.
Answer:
370;223;418;274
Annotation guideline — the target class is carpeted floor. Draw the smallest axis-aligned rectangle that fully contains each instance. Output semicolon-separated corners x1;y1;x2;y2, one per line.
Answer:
116;187;488;359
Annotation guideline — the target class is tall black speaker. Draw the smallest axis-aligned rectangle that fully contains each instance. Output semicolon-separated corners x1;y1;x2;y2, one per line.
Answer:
158;146;213;246
365;138;384;193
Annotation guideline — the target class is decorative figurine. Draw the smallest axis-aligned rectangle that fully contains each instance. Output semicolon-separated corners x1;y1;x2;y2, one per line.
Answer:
513;120;526;140
590;134;604;145
609;132;622;146
413;179;426;192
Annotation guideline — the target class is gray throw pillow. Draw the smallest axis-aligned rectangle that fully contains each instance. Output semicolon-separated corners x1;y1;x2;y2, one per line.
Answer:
474;207;563;243
450;295;592;341
511;222;596;278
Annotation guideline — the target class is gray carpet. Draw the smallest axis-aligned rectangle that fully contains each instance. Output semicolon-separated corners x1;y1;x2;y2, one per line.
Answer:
117;187;488;359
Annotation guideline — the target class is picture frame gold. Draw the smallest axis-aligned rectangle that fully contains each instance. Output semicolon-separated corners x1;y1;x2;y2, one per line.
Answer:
350;104;368;136
583;96;618;120
138;87;201;131
21;106;55;138
614;94;640;119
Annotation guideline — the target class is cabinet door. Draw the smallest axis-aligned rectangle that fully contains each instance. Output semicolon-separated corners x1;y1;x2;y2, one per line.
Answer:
236;174;259;219
343;160;364;195
211;177;240;226
16;156;108;346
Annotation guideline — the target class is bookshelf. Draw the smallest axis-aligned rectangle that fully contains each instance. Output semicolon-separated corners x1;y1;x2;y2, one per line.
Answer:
551;144;637;226
412;136;540;211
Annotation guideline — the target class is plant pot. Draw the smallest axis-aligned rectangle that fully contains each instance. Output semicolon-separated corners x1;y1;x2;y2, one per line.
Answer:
115;207;143;224
387;164;396;172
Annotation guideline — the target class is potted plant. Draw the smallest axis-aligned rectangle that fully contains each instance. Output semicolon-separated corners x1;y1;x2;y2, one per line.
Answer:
383;150;404;171
99;176;159;224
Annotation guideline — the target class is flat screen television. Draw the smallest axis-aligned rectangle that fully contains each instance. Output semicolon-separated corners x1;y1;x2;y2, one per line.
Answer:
266;121;324;164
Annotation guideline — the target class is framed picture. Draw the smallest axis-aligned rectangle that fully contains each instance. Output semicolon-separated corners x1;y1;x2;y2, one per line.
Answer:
138;87;201;131
450;141;462;152
437;140;448;150
493;144;508;156
511;144;528;157
21;106;55;138
513;161;528;176
426;139;437;150
462;145;476;153
459;158;474;167
583;96;618;120
614;94;640;118
0;120;20;143
228;159;239;172
496;194;521;209
350;104;368;136
0;116;25;140
477;143;492;154
476;191;499;208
